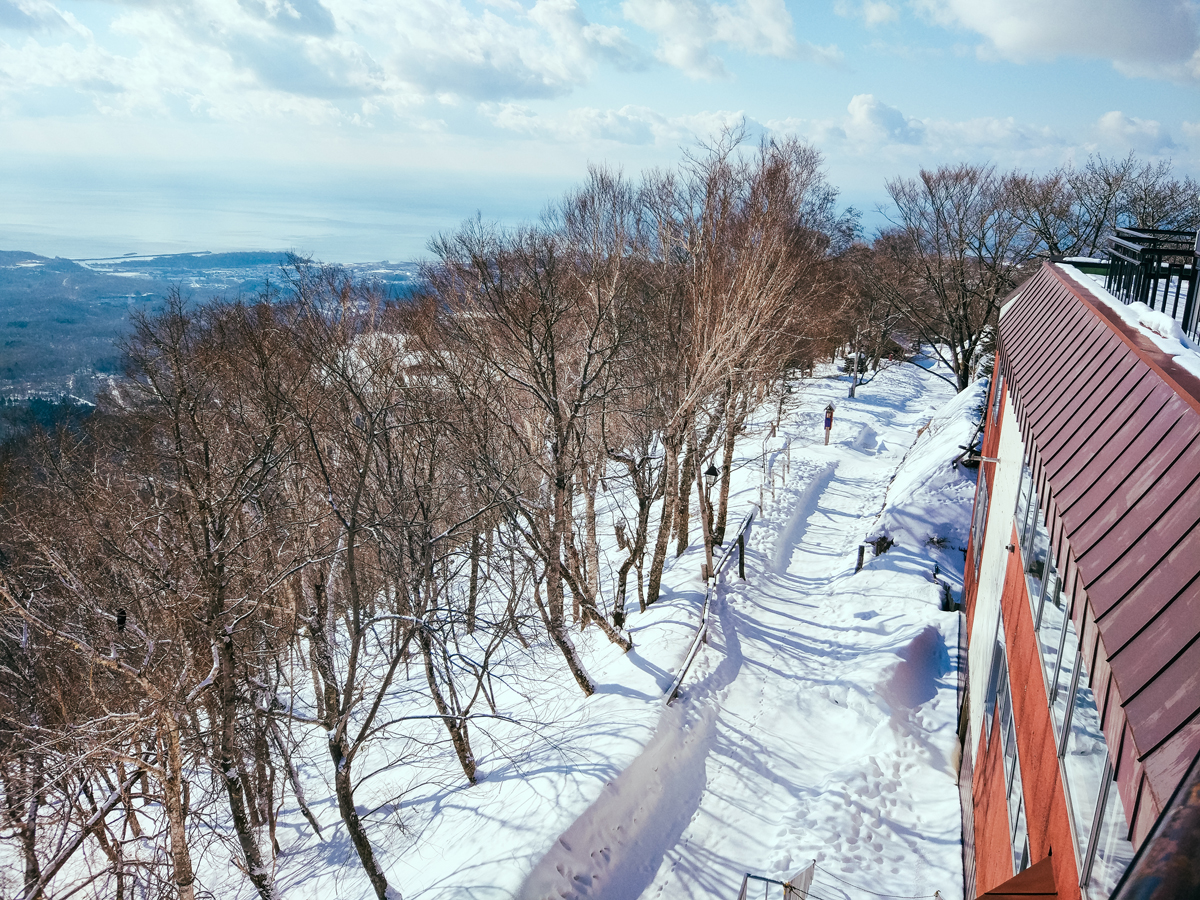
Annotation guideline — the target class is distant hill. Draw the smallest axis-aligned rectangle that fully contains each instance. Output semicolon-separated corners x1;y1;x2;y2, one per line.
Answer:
0;252;159;397
0;250;420;400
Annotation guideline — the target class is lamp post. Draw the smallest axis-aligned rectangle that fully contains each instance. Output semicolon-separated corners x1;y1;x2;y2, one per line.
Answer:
704;462;721;545
696;460;720;581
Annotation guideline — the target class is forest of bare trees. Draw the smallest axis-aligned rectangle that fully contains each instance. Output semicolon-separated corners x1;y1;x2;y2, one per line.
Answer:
856;153;1200;390
0;135;858;900
1;139;1194;898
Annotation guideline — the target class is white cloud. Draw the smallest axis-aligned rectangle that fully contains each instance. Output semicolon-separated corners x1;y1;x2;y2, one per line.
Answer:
481;101;753;145
0;0;89;36
1094;110;1175;153
386;0;647;101
862;1;899;26
913;0;1200;81
768;94;1068;165
0;0;649;124
834;0;899;28
480;92;1076;164
845;93;923;144
620;0;837;79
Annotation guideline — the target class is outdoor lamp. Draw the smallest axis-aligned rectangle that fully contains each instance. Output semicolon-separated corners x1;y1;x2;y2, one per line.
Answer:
704;463;720;489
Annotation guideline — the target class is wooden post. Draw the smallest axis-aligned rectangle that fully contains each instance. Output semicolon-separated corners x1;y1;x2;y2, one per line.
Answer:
738;533;746;579
695;450;715;583
856;544;866;572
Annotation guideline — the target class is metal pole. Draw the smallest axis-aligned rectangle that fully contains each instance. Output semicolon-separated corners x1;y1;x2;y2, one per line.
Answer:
695;452;715;584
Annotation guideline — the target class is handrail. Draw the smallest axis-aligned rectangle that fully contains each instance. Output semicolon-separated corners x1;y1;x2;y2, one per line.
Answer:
663;505;757;705
1104;227;1199;342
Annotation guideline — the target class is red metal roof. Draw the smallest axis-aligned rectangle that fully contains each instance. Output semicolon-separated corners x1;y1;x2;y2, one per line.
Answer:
977;856;1057;899
999;262;1200;812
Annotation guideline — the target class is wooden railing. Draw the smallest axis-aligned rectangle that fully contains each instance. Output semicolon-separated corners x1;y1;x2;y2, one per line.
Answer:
663;505;757;706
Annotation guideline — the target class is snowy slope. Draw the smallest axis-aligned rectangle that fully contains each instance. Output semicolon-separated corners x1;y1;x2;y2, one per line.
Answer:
516;360;974;900
73;358;974;900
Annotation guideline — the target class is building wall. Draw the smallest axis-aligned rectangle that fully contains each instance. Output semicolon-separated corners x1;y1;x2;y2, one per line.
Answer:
966;384;1026;757
998;529;1078;900
999;263;1200;818
962;261;1200;898
973;701;1016;894
971;526;1080;900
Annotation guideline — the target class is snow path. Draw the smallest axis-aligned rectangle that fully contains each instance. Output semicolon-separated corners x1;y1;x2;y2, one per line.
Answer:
518;365;965;900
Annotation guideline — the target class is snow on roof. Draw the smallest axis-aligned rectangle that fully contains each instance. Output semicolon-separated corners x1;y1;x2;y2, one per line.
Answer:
1059;262;1200;386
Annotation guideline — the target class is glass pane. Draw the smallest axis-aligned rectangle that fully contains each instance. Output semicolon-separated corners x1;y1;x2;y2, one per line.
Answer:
997;660;1012;754
1012;793;1028;875
972;478;990;580
1062;655;1108;860
1006;733;1022;822
1014;462;1034;546
1024;514;1050;604
1051;617;1079;740
1020;477;1040;552
1087;776;1135;898
1005;717;1018;789
985;631;1005;743
1037;578;1067;698
1033;554;1058;628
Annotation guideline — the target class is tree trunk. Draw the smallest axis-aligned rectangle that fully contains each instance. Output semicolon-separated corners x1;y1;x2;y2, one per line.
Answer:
265;718;323;838
547;475;596;694
418;629;478;784
673;437;697;557
562;490;581;625
612;496;650;627
646;433;680;605
561;565;631;651
467;531;481;634
160;713;196;900
17;754;42;895
215;633;274;900
584;467;601;611
329;735;391;900
714;396;740;542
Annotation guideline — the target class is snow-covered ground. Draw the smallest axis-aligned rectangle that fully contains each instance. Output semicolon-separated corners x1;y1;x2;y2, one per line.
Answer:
29;357;977;900
514;362;979;900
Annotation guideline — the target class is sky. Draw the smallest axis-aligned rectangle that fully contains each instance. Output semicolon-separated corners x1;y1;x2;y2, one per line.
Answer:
1;0;1198;263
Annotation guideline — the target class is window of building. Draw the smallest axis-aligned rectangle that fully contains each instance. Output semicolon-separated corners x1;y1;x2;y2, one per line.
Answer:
1014;460;1035;550
984;613;1006;744
1016;465;1055;659
1048;600;1078;740
1061;652;1107;861
1084;765;1136;898
1023;508;1050;603
1035;558;1068;698
1002;440;1135;898
986;631;1031;875
1050;637;1135;898
992;364;1005;423
1033;552;1060;630
971;476;990;581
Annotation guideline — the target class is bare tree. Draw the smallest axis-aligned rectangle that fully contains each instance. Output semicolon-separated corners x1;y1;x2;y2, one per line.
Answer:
879;163;1034;391
637;132;851;598
421;169;639;695
1007;153;1200;261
